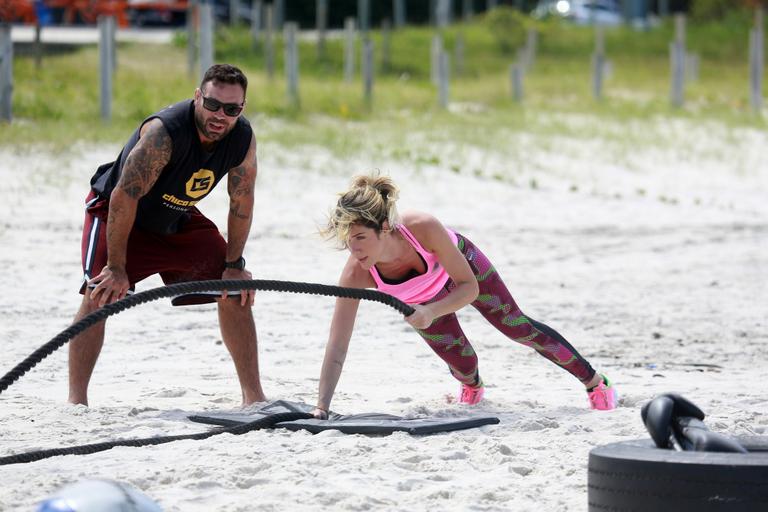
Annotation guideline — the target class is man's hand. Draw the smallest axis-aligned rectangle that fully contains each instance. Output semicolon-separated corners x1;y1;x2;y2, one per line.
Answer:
404;304;436;330
221;267;255;306
88;265;130;307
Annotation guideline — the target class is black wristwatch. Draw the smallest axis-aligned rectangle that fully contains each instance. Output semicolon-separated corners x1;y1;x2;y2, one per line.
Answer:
224;256;246;270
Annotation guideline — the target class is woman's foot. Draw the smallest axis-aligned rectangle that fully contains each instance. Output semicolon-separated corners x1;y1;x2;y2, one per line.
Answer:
458;378;485;405
587;374;617;410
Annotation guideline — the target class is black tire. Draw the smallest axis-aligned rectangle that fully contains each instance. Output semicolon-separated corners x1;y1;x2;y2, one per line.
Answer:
588;437;768;512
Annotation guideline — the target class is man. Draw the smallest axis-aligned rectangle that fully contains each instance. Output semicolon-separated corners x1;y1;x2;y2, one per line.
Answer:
70;64;265;406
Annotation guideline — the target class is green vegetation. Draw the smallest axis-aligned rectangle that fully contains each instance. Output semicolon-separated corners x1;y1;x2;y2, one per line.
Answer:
1;9;765;149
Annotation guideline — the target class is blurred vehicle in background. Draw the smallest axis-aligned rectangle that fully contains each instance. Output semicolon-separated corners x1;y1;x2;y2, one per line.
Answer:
0;0;191;27
28;0;131;26
1;0;49;24
532;0;624;26
127;0;187;26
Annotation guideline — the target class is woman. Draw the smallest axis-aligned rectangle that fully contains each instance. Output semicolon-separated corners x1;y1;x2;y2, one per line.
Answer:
312;174;617;418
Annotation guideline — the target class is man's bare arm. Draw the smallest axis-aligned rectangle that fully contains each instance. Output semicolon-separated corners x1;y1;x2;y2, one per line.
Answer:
90;119;171;306
106;119;172;267
225;134;258;262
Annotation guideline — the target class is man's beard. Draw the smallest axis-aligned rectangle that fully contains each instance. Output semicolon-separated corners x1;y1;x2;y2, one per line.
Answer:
195;110;230;141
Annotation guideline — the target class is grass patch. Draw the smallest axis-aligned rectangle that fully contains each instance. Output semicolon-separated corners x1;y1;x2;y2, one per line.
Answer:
1;12;765;151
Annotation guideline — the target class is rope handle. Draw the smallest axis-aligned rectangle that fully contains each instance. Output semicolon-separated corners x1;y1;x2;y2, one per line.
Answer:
0;279;415;395
0;411;313;466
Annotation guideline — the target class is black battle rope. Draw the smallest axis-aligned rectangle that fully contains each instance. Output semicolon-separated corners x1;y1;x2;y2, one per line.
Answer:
0;279;414;395
0;411;313;466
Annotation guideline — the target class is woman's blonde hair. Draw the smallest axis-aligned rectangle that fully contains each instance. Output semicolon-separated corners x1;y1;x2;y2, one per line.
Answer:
323;173;400;247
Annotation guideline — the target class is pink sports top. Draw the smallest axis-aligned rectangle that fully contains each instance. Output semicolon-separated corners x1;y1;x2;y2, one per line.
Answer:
369;224;459;305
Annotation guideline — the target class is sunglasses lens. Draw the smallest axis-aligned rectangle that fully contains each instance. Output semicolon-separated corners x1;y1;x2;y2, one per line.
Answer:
202;96;242;117
203;97;221;112
223;105;243;116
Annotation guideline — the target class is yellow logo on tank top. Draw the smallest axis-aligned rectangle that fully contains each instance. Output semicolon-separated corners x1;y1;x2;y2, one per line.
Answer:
186;169;215;199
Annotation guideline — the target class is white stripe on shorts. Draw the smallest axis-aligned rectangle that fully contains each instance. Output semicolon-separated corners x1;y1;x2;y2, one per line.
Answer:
84;216;100;277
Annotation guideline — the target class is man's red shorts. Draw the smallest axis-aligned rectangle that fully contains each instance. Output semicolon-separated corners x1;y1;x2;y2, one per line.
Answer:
80;191;227;305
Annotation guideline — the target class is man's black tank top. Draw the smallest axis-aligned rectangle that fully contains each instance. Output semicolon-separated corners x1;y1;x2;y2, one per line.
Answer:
90;100;253;234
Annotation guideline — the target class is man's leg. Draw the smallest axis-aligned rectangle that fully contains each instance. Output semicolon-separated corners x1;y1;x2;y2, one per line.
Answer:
68;294;106;406
217;299;266;405
71;192;110;406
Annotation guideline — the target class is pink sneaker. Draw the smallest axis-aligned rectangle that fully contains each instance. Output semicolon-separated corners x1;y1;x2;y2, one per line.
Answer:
587;374;618;410
459;380;485;405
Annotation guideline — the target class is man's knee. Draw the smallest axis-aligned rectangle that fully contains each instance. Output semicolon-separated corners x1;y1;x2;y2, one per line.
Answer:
77;291;105;314
217;297;254;314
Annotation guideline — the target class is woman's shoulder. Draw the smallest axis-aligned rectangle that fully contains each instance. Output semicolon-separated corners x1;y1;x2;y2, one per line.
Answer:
400;211;443;235
399;211;446;251
399;210;441;230
339;254;376;288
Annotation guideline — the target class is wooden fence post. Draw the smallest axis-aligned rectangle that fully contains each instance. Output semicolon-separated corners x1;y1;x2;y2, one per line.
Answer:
462;0;473;22
316;0;327;59
358;0;370;35
362;37;374;107
669;13;685;107
437;49;450;108
265;4;275;79
750;7;764;113
523;29;537;70
344;17;356;83
0;23;12;123
251;0;262;49
381;18;392;71
274;0;284;30
393;0;406;29
431;33;443;84
34;23;42;69
659;0;669;17
99;16;115;122
199;1;214;79
455;31;465;76
429;0;436;26
436;0;450;29
685;52;699;82
592;25;606;100
229;0;238;25
510;62;524;102
284;22;300;108
187;0;198;77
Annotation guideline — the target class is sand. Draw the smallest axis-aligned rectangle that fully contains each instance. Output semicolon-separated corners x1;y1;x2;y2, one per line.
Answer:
0;114;766;511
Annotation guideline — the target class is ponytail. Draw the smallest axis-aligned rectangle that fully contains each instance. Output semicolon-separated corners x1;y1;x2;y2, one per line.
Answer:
322;172;401;247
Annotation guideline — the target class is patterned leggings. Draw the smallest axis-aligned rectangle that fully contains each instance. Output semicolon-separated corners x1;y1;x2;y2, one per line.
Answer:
416;234;596;387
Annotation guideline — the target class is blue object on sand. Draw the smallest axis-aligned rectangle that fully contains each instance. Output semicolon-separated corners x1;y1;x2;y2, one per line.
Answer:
37;479;162;512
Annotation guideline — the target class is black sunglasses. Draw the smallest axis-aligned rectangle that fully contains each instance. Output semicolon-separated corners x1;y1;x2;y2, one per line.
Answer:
201;95;244;117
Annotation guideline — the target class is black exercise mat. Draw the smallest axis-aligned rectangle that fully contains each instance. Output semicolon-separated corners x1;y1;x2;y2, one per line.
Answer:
188;400;500;436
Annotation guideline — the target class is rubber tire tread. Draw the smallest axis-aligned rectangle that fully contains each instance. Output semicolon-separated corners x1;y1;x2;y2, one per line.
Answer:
588;437;768;512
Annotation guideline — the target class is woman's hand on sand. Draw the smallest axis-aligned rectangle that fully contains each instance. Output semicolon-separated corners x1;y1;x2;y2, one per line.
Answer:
404;304;435;330
311;408;329;420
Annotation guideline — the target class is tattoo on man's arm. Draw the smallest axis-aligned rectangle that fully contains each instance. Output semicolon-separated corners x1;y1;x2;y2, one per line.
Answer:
229;198;250;220
228;165;253;198
107;201;123;235
228;140;256;220
118;126;172;199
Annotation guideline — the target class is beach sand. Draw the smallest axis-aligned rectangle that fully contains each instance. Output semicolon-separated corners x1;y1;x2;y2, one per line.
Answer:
0;115;766;511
